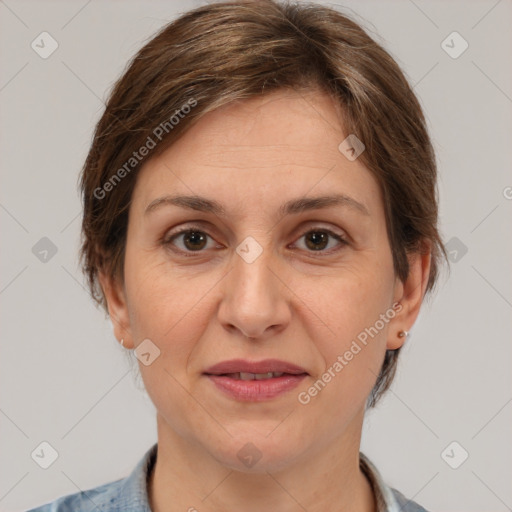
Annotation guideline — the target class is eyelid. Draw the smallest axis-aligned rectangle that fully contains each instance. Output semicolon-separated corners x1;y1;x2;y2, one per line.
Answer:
162;224;220;254
162;222;349;256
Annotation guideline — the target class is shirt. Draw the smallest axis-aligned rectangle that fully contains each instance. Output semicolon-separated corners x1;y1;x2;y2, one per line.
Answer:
27;442;429;511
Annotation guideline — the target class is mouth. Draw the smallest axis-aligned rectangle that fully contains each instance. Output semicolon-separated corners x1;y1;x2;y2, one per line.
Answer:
204;358;308;376
221;371;291;380
204;359;308;401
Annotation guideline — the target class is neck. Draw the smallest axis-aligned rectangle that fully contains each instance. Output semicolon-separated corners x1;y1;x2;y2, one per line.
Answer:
148;411;376;512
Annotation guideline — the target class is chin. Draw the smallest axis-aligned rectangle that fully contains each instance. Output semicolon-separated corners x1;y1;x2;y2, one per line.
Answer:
207;430;306;474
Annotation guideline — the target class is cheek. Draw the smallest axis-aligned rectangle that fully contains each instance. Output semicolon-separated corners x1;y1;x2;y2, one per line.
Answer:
304;262;394;343
123;254;216;363
298;260;395;399
125;242;177;318
123;259;213;431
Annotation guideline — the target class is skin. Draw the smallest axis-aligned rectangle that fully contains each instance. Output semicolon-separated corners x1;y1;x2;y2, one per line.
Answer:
99;88;431;512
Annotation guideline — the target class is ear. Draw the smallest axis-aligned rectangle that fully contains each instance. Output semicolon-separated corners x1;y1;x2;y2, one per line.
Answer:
388;244;432;350
98;269;135;349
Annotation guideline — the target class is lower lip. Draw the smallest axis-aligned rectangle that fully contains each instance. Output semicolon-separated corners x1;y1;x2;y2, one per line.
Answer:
206;374;307;401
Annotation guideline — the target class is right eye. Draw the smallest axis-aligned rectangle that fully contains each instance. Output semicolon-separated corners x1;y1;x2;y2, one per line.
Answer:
163;227;220;255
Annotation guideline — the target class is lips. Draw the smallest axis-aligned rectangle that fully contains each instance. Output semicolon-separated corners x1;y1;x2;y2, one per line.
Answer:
204;358;308;376
225;371;285;380
204;359;308;401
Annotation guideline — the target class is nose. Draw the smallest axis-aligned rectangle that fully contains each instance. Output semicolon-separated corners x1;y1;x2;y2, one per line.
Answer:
217;241;291;340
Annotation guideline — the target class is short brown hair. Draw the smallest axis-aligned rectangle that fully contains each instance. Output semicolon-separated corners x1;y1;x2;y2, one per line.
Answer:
79;0;448;408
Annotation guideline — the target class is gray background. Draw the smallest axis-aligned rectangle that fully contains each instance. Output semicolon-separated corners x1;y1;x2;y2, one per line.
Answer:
1;0;511;510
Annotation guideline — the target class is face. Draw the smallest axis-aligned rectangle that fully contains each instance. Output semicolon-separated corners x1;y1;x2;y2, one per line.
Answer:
101;88;425;472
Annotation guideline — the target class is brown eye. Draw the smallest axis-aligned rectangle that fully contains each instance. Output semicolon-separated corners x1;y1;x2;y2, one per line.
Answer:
164;228;215;253
305;231;329;251
163;226;347;257
294;229;347;253
181;231;208;251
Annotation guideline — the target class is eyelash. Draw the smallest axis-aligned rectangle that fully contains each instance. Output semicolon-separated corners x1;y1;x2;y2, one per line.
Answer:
162;225;348;257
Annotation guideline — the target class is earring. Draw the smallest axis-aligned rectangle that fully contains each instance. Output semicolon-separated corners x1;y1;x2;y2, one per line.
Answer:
398;330;409;338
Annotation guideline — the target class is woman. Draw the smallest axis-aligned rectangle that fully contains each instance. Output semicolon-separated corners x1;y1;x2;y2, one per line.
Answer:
29;0;447;510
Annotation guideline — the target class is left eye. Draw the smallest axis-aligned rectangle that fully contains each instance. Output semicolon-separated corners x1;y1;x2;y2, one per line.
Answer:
292;229;347;252
163;227;347;255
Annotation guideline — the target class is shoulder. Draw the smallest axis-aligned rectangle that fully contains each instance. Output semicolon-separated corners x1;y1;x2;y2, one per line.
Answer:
25;477;125;512
390;487;431;512
359;451;431;512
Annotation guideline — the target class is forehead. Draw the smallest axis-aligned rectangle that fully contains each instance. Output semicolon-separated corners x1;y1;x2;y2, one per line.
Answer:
130;88;382;219
183;89;346;167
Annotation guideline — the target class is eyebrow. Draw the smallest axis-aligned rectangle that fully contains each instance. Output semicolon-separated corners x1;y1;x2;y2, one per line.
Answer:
144;193;370;218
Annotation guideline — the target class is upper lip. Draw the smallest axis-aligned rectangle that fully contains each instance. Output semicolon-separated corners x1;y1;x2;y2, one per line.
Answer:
204;359;308;375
